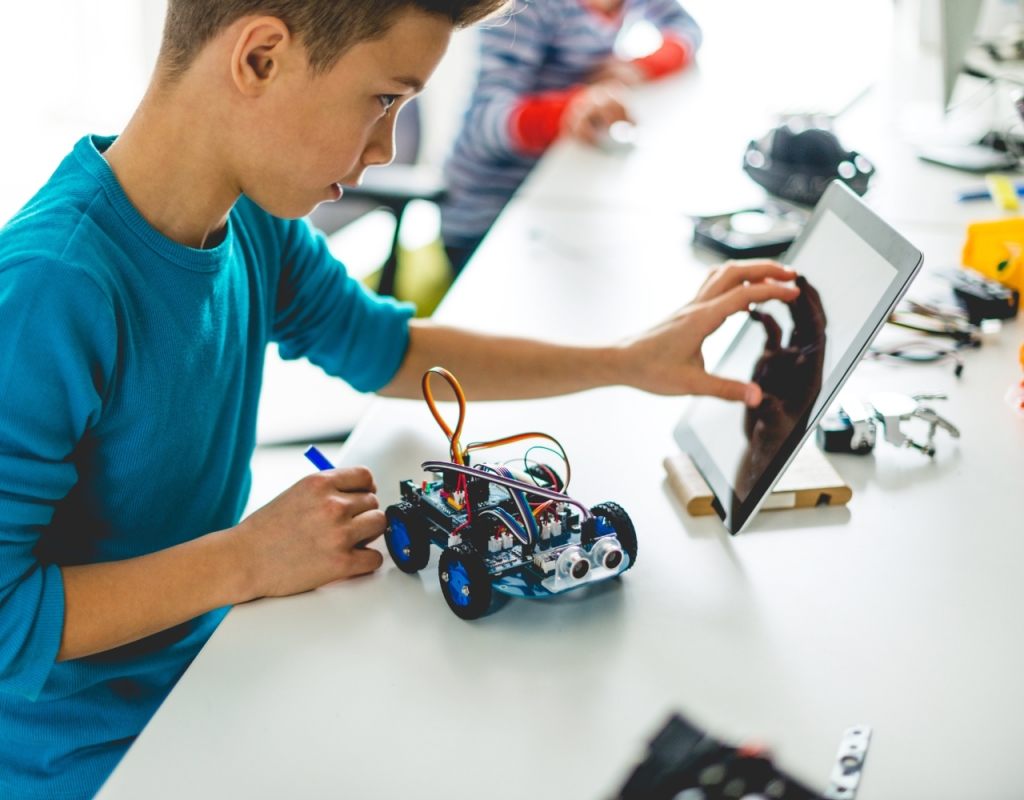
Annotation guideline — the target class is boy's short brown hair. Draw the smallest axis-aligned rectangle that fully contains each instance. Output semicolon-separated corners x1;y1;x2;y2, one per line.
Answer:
160;0;509;81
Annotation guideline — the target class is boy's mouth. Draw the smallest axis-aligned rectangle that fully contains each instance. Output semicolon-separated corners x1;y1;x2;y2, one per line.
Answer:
328;183;343;201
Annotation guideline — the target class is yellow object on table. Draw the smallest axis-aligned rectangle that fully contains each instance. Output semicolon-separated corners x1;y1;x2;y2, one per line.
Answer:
986;174;1020;211
961;218;1024;292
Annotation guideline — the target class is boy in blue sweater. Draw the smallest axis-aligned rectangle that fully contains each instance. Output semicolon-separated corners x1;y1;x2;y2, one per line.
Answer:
0;0;798;797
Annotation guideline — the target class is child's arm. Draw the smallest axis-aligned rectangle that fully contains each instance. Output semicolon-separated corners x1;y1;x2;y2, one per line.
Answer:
592;1;702;85
637;0;702;78
458;1;630;156
457;3;556;161
58;467;384;661
380;261;799;404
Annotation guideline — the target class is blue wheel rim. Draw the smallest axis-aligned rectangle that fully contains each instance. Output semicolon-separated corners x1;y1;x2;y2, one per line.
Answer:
446;560;471;607
388;518;411;562
595;515;616;536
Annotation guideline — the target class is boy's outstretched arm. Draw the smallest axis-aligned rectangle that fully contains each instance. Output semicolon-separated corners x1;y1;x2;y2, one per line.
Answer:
379;260;798;405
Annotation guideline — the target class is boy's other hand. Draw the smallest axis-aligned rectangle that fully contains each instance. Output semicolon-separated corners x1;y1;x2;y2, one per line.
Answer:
618;260;800;405
563;80;634;146
235;466;386;599
589;58;645;87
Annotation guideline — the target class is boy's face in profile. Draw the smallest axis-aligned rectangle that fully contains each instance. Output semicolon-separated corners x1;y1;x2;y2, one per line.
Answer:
235;9;451;219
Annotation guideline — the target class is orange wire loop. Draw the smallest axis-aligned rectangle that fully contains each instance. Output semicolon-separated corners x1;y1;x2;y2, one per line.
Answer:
420;368;571;488
422;367;468;464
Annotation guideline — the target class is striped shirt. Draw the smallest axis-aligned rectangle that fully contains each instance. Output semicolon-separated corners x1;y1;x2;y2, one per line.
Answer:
441;0;701;249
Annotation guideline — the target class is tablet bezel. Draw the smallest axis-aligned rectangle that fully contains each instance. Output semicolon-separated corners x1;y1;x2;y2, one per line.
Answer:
673;181;924;534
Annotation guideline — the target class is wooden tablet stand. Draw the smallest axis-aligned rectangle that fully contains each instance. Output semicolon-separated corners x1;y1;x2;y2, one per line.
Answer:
664;444;852;517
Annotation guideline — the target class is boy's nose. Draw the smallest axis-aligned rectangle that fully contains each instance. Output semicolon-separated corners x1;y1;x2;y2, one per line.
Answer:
363;117;397;168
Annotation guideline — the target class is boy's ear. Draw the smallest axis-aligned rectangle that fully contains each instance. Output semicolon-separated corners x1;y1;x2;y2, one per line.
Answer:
231;16;293;96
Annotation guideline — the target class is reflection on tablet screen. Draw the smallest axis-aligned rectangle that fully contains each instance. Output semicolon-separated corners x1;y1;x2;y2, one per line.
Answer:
688;208;898;504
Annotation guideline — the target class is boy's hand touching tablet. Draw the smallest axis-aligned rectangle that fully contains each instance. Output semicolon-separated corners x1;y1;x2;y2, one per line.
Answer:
381;261;799;409
617;260;799;404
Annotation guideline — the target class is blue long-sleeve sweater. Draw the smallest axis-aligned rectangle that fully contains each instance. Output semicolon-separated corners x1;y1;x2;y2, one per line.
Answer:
0;135;413;799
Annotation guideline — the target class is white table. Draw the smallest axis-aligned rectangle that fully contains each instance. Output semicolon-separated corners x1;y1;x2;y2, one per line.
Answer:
97;2;1024;798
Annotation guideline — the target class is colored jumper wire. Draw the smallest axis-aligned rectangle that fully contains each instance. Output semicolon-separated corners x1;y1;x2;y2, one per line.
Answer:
421;367;578;541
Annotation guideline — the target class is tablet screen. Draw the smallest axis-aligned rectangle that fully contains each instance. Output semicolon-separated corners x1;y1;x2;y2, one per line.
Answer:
686;208;899;504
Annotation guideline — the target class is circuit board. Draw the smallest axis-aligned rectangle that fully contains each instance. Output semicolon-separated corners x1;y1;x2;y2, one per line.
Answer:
398;476;629;598
382;367;636;618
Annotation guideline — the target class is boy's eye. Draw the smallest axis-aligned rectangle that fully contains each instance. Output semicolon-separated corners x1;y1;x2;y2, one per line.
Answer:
379;94;400;111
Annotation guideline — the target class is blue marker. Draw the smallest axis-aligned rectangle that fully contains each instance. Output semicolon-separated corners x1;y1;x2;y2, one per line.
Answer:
304;445;335;471
957;182;1024;202
304;445;371;550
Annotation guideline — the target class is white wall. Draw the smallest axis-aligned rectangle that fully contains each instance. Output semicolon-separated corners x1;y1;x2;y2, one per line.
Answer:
0;0;477;226
0;0;166;225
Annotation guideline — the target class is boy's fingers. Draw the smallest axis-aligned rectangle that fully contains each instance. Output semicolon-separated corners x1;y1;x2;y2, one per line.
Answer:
345;547;385;578
336;491;379;519
342;509;387;547
706;282;800;324
703;261;798;298
323;466;377;494
602;100;630;125
691;374;762;406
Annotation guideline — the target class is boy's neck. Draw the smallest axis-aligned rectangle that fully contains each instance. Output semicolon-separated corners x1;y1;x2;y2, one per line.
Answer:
104;81;241;251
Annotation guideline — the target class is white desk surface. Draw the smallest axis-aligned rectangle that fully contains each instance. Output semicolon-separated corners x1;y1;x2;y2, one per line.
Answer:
98;2;1024;798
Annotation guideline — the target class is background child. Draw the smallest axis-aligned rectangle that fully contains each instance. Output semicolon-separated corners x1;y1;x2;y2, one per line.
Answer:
441;0;701;269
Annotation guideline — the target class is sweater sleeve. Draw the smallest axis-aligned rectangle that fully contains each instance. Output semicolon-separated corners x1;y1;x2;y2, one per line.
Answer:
632;34;693;79
272;218;415;393
640;0;702;64
459;2;557;160
508;87;584;154
0;261;116;700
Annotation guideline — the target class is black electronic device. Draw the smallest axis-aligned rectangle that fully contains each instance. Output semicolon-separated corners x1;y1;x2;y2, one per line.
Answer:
613;714;823;800
918;143;1019;172
743;125;874;206
693;203;806;259
947;267;1020;323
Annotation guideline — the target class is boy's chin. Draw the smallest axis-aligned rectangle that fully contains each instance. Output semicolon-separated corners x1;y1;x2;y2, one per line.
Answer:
245;189;334;221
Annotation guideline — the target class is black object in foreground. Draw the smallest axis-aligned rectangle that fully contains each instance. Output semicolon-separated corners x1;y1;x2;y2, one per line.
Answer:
613;714;822;800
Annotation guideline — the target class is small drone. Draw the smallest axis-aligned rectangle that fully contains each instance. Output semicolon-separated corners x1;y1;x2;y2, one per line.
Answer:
382;367;638;619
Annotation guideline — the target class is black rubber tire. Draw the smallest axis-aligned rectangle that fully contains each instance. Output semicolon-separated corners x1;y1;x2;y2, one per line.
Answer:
384;502;431;574
438;544;493;620
584;502;638;570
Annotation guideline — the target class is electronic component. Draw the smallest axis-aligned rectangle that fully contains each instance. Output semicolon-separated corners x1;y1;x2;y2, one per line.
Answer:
823;726;871;800
817;393;960;457
692;202;806;259
817;396;876;455
382;368;639;619
612;713;858;800
947;267;1019;324
743;124;874;206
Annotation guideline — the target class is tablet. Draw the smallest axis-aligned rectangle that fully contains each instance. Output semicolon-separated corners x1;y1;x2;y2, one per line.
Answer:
673;181;923;534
